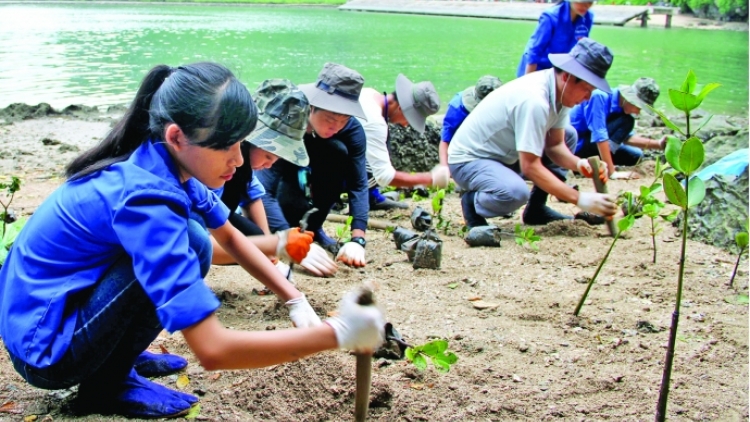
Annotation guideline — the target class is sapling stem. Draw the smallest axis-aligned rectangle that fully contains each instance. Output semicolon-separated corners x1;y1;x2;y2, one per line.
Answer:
574;231;622;316
651;218;658;264
728;246;746;289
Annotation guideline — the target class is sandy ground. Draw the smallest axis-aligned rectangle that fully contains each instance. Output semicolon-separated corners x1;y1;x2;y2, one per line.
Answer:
0;115;747;421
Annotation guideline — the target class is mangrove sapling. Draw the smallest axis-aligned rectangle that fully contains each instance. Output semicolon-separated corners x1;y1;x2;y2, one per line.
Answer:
649;70;717;422
514;223;540;251
431;189;451;234
404;339;458;373
728;220;748;289
0;176;24;266
335;215;353;244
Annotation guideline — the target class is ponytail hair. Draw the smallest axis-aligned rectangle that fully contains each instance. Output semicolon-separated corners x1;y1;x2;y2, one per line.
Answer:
66;62;257;179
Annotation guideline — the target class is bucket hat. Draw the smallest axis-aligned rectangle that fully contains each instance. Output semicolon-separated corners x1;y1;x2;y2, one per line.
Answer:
395;74;441;134
462;75;502;112
548;37;613;93
619;77;660;112
298;63;366;119
247;79;310;167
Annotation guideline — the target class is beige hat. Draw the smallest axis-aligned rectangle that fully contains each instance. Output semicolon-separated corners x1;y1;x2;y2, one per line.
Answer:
298;62;366;119
395;74;440;134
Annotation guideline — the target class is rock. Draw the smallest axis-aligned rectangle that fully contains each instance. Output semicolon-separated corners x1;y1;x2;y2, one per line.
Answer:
674;171;748;252
388;120;440;173
471;300;499;310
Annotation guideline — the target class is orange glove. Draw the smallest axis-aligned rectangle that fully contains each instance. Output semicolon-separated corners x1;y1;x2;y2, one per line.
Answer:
276;228;314;264
577;159;608;184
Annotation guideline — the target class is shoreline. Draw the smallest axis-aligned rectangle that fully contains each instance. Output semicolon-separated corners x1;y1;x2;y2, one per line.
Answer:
0;1;746;30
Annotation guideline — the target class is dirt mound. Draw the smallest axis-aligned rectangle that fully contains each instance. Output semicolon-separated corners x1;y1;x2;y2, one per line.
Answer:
388;120;440;173
533;219;600;237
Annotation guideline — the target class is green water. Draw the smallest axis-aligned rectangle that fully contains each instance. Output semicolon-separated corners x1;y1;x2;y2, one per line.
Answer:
0;3;747;115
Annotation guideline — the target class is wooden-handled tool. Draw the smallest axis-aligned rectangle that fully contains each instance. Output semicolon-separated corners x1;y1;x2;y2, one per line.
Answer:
354;288;374;422
587;157;618;237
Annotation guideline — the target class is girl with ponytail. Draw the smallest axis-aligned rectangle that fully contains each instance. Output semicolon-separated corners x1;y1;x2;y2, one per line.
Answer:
0;63;384;418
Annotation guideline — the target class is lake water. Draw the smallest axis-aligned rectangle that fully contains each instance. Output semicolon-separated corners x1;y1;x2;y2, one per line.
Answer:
0;3;747;115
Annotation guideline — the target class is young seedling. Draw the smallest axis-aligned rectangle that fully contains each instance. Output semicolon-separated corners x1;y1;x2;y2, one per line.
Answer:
514;223;540;251
335;215;353;244
431;189;451;233
728;220;748;289
404;339;458;373
0;176;24;266
647;70;717;422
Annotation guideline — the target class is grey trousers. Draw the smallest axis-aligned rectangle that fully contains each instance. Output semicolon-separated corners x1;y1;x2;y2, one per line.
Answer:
449;127;577;218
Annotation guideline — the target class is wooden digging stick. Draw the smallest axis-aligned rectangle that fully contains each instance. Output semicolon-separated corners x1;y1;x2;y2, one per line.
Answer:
587;156;618;237
326;213;396;231
354;288;375;422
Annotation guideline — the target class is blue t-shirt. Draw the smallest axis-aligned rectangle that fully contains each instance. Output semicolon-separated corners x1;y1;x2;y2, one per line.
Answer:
440;92;471;144
0;140;228;368
570;88;635;152
516;1;593;77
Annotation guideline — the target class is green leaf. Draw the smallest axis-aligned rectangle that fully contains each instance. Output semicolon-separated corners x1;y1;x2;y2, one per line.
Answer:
447;283;458;289
405;347;416;361
1;218;26;250
654;157;663;178
0;246;7;266
421;342;439;356
695;83;721;105
185;404;201;420
645;106;685;137
680;70;697;94
679;137;705;175
724;294;749;305
693;114;714;136
649;183;663;195
639;185;652;199
432;357;450;373
617;215;635;232
687;177;706;208
736;232;749;249
661;209;680;222
663;173;687;208
664;137;683;173
642;203;660;217
443;351;458;364
669;89;700;112
413;353;428;371
432;339;448;354
514;238;523;246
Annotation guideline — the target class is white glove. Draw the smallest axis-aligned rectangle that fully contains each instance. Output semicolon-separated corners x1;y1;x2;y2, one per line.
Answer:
576;159;609;182
325;290;385;351
300;243;338;277
576;192;618;216
285;294;322;328
336;241;366;267
430;164;450;188
274;260;293;282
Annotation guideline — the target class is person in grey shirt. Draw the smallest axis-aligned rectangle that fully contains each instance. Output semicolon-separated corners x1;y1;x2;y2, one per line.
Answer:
448;38;618;228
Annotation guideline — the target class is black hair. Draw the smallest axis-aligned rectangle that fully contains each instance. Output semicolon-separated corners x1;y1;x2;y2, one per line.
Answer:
552;66;582;83
391;90;399;104
66;62;257;179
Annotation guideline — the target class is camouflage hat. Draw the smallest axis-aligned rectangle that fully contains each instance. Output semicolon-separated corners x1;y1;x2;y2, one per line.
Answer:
247;79;310;167
395;74;440;134
620;77;660;112
298;62;366;119
462;75;503;112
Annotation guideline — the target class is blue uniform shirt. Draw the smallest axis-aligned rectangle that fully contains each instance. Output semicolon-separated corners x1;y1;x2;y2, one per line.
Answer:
516;1;593;77
440;92;471;144
0;140;228;368
570;88;635;152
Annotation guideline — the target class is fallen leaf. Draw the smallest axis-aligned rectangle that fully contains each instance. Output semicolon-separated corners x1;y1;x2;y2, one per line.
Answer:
209;372;222;381
724;294;749;305
410;383;424;390
159;344;170;354
467;296;482;302
447;283;458;289
176;374;190;389
185;404;201;420
472;300;499;310
24;415;37;422
0;402;22;414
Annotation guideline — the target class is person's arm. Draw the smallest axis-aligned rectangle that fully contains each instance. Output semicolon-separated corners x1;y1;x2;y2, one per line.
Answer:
243;199;270;235
183;314;337;370
439;141;450;167
523;13;554;74
210;221;302;301
625;134;667;150
583;92;615;175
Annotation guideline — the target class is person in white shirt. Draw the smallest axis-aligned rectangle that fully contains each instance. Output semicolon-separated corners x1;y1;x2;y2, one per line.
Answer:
357;74;449;210
448;38;618;228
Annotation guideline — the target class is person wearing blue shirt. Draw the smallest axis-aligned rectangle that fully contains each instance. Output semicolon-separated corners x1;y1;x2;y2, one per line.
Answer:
0;63;384;419
258;63;371;269
570;77;666;178
517;0;594;77
439;75;502;167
